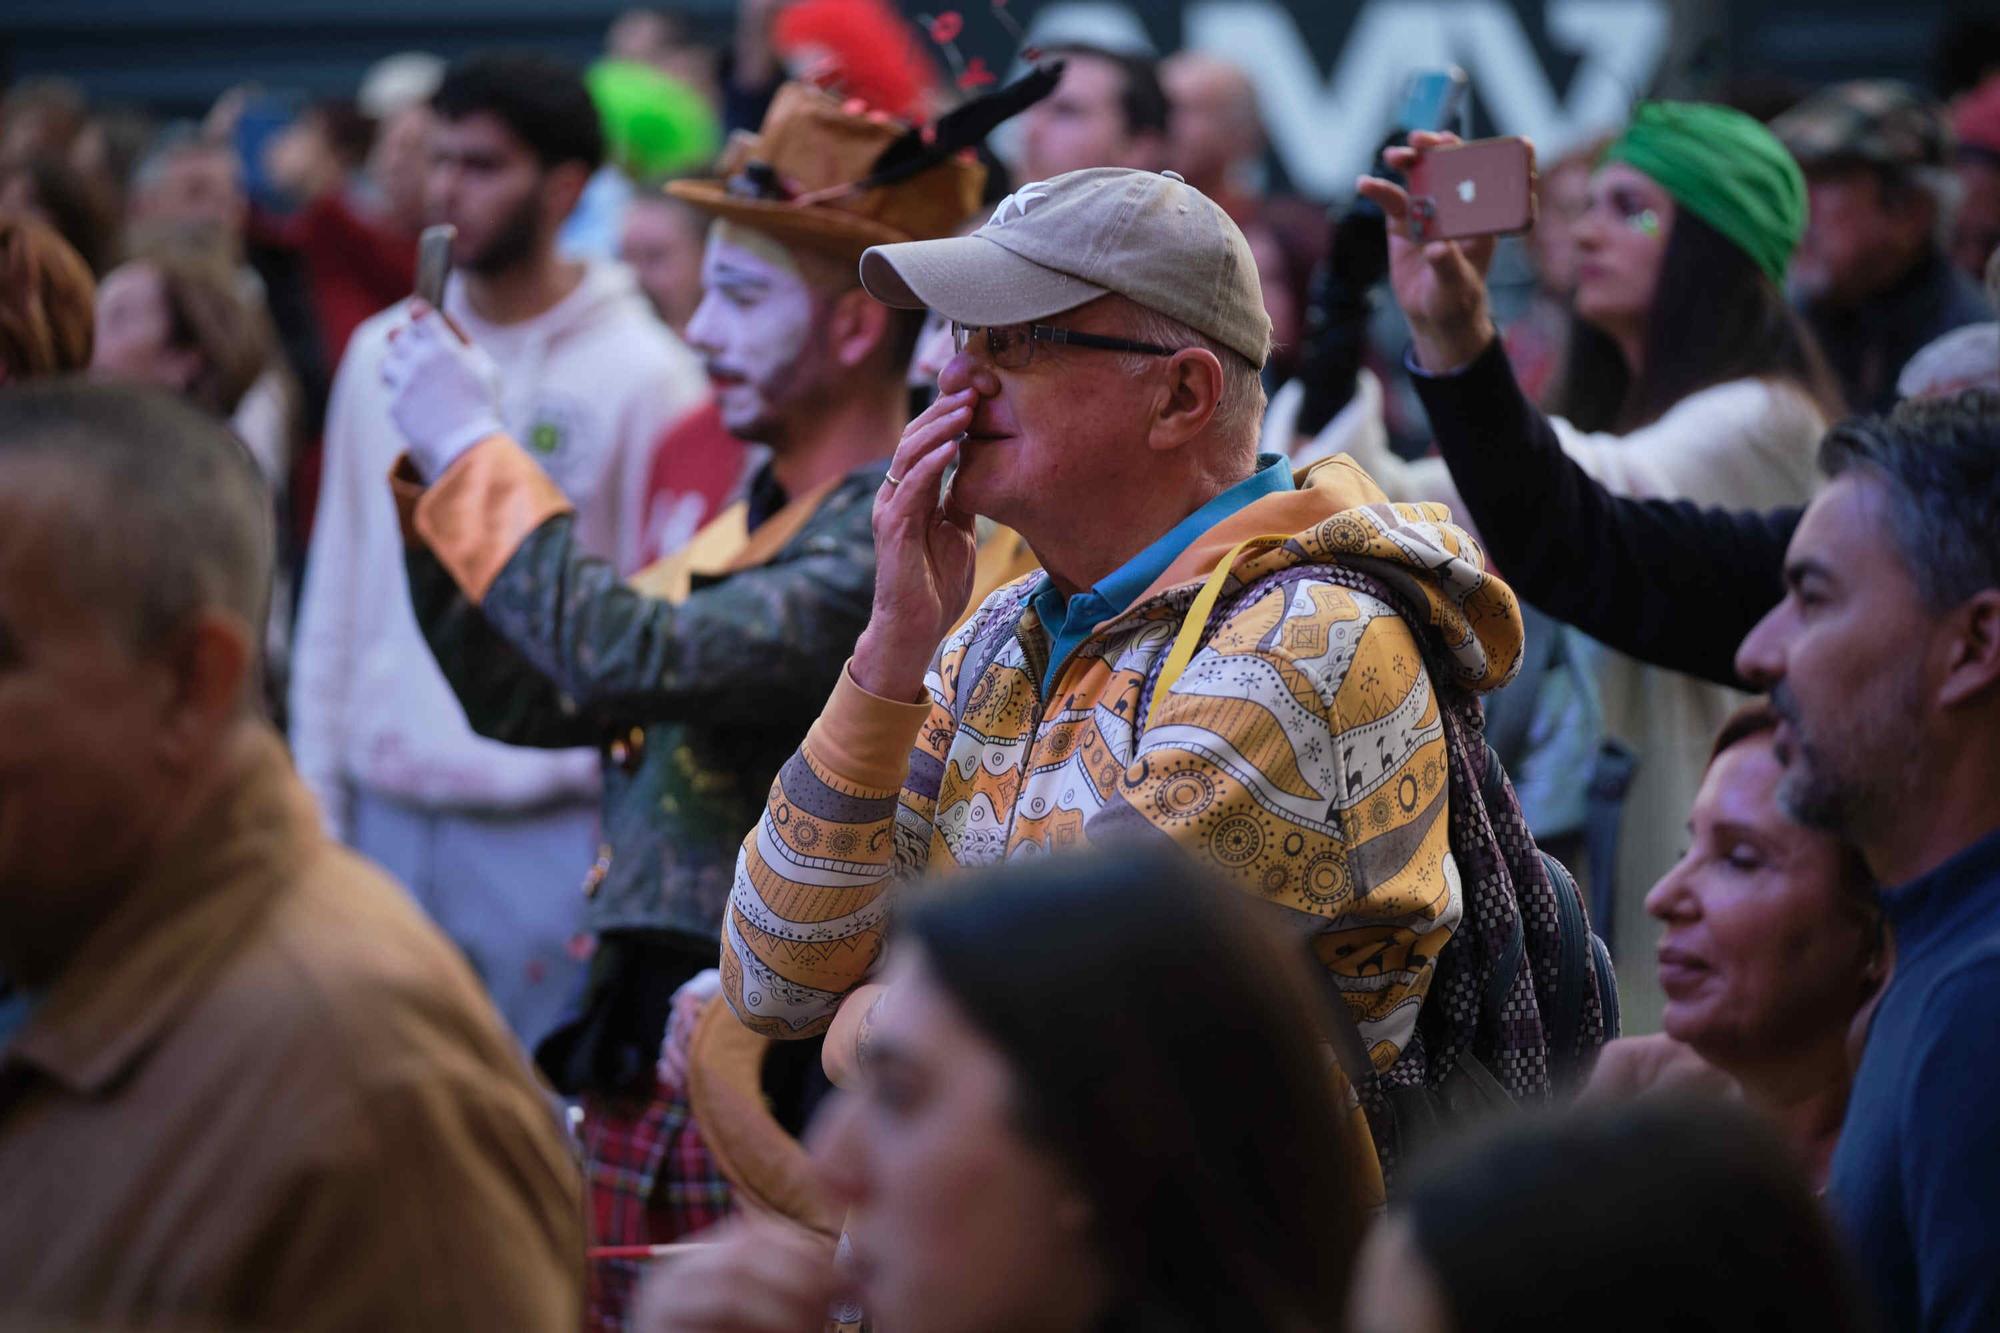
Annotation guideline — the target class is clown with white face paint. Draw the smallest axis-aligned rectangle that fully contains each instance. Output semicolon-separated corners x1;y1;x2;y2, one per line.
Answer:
375;79;1050;1328
687;219;828;444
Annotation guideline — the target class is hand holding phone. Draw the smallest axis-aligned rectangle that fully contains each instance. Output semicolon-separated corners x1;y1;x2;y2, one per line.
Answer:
1403;136;1537;244
1354;131;1518;373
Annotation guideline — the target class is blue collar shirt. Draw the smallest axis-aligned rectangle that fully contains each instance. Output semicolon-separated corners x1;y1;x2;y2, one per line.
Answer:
1028;453;1294;698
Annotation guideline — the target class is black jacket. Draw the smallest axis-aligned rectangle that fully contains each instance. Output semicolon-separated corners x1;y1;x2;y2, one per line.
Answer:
1409;339;1798;691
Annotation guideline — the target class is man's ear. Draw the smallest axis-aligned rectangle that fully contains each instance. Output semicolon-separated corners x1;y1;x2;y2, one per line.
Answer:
1938;588;2000;708
543;161;593;228
828;287;894;372
152;610;254;767
1146;346;1224;452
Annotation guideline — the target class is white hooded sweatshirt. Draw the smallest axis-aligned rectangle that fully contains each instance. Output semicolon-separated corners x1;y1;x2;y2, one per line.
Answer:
290;261;706;839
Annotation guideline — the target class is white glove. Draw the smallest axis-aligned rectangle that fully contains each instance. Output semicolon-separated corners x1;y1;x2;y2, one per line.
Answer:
380;306;506;479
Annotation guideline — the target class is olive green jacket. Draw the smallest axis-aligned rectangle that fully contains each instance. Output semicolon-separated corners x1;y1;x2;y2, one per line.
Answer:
396;435;883;946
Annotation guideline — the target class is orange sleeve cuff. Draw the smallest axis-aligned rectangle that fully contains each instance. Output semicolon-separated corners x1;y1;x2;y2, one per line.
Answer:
407;434;574;604
802;661;932;794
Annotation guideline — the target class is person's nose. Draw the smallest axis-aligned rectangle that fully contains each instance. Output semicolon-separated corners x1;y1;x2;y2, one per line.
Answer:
1645;856;1702;924
1734;600;1791;690
683;290;723;359
935;350;998;400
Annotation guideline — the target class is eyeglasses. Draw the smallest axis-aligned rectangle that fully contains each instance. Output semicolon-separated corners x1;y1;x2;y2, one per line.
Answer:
951;321;1177;370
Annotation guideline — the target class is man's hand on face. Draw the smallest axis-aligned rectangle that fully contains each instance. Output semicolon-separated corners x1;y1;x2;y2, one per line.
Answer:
380;304;507;480
850;387;980;704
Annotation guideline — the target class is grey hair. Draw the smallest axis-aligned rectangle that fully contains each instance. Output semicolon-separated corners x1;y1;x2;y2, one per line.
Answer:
1818;388;2000;611
1115;301;1267;467
0;381;274;664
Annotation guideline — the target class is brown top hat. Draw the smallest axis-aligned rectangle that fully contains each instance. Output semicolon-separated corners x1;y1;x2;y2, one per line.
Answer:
667;82;986;257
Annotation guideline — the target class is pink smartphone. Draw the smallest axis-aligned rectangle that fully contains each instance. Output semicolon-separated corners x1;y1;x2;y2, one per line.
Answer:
1405;137;1537;243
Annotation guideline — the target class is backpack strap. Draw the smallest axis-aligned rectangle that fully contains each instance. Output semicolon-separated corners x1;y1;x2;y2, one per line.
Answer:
1149;533;1292;721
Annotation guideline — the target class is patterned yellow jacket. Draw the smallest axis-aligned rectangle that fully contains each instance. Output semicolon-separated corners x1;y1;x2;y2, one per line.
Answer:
723;456;1524;1074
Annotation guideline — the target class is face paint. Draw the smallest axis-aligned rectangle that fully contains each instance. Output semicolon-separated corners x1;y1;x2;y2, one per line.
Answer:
684;219;820;443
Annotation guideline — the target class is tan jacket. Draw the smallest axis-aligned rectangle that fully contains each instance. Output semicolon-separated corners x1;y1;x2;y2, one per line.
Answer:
0;729;586;1331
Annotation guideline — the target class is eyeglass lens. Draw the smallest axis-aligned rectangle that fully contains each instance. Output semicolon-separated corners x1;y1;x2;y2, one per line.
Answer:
950;323;1033;368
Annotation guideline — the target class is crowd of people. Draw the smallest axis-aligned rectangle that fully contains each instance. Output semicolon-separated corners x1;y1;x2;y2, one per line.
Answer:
3;3;2000;1330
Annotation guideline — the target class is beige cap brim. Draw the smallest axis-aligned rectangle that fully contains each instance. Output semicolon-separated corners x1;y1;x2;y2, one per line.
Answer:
860;234;1108;324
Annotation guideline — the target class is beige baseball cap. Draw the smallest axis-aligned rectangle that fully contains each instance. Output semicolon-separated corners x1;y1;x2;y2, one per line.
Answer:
859;166;1272;367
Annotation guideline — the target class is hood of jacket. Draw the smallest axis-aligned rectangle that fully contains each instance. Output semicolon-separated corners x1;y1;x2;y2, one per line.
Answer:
1124;454;1524;695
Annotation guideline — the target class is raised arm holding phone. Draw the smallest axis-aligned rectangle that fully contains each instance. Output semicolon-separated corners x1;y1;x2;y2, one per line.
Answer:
1339;112;1839;687
1354;107;1845;1031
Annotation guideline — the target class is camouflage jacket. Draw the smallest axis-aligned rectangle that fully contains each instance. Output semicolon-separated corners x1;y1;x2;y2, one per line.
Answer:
395;436;883;944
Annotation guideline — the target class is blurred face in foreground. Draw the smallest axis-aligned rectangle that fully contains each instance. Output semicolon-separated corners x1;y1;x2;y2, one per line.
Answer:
812;948;1109;1333
1645;733;1876;1069
0;468;173;958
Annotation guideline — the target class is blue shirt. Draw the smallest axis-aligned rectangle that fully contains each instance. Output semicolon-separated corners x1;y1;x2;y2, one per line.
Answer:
1828;825;2000;1332
1028;453;1294;697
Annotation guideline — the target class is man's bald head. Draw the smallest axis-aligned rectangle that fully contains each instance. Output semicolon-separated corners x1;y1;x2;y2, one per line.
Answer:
1161;53;1263;195
0;380;272;664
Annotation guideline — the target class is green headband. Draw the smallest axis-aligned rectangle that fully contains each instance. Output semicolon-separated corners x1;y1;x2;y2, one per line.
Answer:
1601;101;1806;285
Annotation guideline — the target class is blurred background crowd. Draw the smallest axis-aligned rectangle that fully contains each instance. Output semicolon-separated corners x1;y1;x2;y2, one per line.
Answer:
6;1;2000;1330
9;0;1999;1016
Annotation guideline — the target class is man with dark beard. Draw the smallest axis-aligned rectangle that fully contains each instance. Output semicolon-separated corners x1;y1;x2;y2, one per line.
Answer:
290;52;706;1048
1735;390;2000;1332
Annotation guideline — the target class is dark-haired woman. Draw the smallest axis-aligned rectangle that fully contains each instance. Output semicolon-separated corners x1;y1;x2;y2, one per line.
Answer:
1348;1098;1875;1333
1347;106;1845;1030
636;851;1376;1333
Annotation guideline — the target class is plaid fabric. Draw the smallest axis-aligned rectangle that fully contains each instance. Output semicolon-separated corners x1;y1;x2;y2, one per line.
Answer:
582;1075;734;1333
1772;79;1949;170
